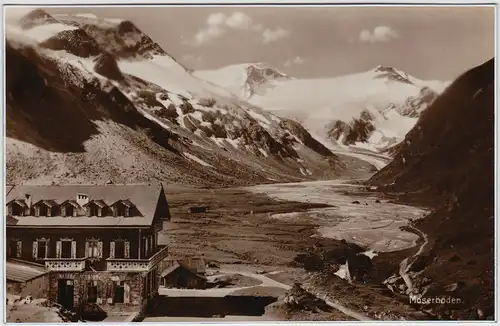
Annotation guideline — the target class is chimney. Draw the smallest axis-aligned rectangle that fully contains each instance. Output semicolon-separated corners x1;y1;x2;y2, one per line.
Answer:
25;194;32;209
76;193;89;207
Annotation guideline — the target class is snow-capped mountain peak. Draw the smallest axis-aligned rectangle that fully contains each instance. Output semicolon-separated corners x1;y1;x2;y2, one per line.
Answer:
19;8;58;29
5;10;356;186
195;62;449;154
246;62;290;80
194;62;291;99
372;64;414;85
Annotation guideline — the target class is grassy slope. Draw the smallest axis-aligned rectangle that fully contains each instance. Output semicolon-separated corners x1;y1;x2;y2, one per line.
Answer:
369;58;495;319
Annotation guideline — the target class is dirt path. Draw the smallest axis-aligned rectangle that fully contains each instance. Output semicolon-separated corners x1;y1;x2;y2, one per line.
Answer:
159;285;254;297
398;225;429;293
219;268;372;321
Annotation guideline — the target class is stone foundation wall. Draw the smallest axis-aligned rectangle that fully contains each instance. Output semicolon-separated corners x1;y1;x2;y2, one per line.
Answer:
7;274;50;299
49;271;151;312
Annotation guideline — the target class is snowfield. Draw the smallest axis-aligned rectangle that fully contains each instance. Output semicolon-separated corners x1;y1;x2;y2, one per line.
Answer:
118;55;234;99
21;23;78;42
196;64;449;153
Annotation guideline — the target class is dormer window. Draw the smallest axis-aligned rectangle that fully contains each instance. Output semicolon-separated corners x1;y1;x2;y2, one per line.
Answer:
7;199;28;216
83;200;110;217
111;199;135;217
60;200;80;217
33;200;58;217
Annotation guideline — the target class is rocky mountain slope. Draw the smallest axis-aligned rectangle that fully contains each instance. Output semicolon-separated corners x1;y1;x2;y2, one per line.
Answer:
195;64;450;153
369;58;495;319
6;10;375;186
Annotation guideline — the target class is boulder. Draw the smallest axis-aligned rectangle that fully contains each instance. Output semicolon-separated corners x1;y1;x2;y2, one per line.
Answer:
283;283;331;313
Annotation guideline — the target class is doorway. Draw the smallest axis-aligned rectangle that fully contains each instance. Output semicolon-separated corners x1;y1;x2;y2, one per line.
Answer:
114;281;125;303
177;274;188;288
58;279;75;310
61;241;72;258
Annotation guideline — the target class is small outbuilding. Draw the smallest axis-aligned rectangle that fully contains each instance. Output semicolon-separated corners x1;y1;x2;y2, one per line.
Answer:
6;259;50;298
160;257;207;289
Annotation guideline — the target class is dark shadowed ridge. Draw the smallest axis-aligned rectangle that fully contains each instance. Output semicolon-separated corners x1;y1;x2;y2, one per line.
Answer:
60;15;186;67
5;41;179;154
370;58;494;319
40;28;101;58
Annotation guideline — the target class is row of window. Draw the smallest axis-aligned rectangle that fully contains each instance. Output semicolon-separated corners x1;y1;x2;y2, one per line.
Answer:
9;237;155;260
84;274;157;304
85;280;127;304
9;205;132;218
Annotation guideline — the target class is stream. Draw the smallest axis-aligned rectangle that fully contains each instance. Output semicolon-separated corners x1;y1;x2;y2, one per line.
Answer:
246;179;429;253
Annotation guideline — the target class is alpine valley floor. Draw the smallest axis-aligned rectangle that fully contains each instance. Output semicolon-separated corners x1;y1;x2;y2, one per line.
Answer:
157;177;434;321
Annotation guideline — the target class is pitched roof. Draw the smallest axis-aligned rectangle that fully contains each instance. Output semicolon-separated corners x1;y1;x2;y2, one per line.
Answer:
6;184;164;227
161;261;181;277
120;199;135;208
6;215;19;225
33;199;59;208
160;262;207;280
6;259;49;283
61;200;80;208
86;199;108;208
8;199;27;207
180;257;206;274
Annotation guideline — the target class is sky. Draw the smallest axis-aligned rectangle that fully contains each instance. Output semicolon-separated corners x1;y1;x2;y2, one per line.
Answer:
6;5;496;81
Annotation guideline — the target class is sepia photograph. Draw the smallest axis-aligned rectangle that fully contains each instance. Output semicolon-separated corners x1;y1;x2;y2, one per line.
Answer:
2;2;496;323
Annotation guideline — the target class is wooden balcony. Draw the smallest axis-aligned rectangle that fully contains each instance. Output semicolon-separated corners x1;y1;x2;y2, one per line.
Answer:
44;257;87;272
106;245;169;272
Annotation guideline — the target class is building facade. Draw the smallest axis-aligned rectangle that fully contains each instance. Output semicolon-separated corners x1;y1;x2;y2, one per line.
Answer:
5;184;171;314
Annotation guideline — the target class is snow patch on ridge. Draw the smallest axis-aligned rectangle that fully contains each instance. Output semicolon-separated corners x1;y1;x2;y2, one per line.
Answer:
184;152;213;167
23;23;78;42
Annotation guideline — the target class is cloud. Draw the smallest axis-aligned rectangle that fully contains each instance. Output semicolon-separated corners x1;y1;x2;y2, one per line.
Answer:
262;27;290;44
225;12;252;30
207;12;226;26
187;11;289;46
193;25;224;46
359;26;399;43
189;11;255;46
284;56;305;67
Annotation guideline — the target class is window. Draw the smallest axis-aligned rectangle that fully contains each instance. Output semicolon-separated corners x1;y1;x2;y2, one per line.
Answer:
115;241;125;259
87;240;100;258
115;205;125;217
9;240;21;258
87;281;98;303
11;204;24;216
86;205;96;217
35;205;50;217
63;205;76;217
114;281;124;303
144;237;149;257
61;241;72;258
37;241;48;259
110;240;129;259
